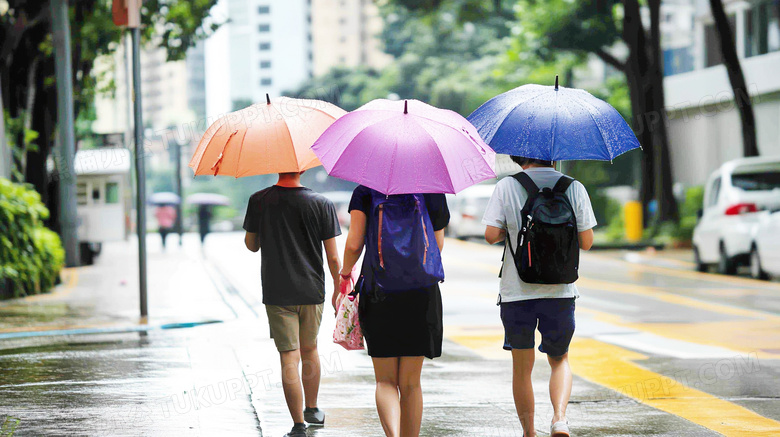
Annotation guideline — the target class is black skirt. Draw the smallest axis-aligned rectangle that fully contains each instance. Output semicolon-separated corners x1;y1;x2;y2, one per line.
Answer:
358;283;443;359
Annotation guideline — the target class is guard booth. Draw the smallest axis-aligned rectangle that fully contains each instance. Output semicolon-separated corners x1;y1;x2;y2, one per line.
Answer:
74;148;132;264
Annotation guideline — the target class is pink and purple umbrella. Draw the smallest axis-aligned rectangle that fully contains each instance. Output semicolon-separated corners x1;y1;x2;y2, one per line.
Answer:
311;99;496;195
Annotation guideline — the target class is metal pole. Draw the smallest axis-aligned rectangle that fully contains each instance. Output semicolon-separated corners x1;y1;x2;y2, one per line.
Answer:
0;75;10;180
175;140;183;246
131;27;148;318
52;0;80;267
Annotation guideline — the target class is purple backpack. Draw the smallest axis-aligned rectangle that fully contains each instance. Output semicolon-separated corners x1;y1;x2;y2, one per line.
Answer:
363;190;444;291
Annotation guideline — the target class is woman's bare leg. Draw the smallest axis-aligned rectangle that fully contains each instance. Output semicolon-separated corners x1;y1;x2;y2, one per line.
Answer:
398;356;424;437
372;357;401;437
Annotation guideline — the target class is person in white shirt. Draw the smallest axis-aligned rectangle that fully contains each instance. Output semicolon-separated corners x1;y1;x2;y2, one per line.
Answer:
482;156;596;437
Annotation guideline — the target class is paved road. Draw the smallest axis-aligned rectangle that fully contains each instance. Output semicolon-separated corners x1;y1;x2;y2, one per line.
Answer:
1;232;779;436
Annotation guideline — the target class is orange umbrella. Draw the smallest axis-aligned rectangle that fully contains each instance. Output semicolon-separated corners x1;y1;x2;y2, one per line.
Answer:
189;95;346;177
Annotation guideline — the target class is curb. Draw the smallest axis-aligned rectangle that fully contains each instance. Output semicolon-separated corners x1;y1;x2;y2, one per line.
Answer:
0;320;223;340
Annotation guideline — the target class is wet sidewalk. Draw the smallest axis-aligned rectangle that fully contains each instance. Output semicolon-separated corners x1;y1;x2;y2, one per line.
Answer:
0;234;235;336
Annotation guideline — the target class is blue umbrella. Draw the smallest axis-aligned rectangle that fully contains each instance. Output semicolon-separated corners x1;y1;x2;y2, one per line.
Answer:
467;77;640;162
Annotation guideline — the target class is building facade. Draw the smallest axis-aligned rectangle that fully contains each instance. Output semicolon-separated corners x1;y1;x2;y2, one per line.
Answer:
226;0;312;110
92;38;205;135
310;0;392;76
663;0;780;186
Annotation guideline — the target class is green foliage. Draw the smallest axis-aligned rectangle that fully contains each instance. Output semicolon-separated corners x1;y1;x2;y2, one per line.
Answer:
603;196;625;242
0;178;65;299
3;110;40;183
673;185;704;242
142;0;222;61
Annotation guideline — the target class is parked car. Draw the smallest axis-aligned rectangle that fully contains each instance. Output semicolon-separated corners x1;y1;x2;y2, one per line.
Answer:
322;191;353;230
693;156;780;274
749;209;780;280
446;184;496;239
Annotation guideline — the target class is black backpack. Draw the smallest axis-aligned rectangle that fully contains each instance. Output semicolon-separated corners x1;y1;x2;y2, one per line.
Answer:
505;172;580;284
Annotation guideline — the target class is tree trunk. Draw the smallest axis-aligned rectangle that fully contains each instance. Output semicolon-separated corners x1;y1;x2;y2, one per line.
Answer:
623;0;654;224
26;63;55;205
647;0;679;222
623;0;679;223
709;0;759;157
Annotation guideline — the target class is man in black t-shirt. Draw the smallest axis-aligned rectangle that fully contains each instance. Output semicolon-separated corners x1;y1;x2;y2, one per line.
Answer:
243;171;341;437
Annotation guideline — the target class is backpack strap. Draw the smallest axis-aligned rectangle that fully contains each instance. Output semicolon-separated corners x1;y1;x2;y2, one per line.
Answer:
552;175;575;194
511;172;540;200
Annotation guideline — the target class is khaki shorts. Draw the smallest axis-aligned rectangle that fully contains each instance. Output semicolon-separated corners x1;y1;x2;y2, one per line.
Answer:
265;304;324;352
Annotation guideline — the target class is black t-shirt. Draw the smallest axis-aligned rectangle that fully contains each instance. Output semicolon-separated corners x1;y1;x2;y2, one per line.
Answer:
243;186;341;306
347;185;450;231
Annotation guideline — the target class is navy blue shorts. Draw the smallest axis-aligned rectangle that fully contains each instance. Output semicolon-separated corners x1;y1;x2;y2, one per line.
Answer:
500;298;576;356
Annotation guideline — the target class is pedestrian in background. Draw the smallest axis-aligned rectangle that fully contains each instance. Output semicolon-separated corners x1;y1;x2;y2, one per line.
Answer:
197;205;211;244
243;171;342;437
154;205;176;249
483;156;596;437
339;185;449;437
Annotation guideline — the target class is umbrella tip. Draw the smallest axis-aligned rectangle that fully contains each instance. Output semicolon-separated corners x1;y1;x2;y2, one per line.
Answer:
266;93;271;105
555;75;559;91
404;100;408;114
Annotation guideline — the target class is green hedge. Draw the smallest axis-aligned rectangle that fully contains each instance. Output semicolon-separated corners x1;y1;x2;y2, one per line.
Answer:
0;178;65;299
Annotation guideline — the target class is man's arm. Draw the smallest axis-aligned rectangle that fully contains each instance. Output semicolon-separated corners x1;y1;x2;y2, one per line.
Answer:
323;237;341;311
578;229;594;251
485;225;506;245
244;232;260;252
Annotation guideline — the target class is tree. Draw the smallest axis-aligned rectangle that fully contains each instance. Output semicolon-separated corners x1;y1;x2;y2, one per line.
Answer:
0;0;220;228
709;0;759;157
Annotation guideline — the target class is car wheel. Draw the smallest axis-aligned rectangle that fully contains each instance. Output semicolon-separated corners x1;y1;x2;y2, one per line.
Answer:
749;245;769;280
693;246;707;272
718;243;737;275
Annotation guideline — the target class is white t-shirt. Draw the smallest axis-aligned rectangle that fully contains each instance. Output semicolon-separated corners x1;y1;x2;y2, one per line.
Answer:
481;167;597;302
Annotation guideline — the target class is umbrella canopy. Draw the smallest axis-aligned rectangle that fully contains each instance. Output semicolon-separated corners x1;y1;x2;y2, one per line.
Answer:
189;95;346;177
186;193;230;206
467;79;640;162
148;192;181;205
311;99;496;195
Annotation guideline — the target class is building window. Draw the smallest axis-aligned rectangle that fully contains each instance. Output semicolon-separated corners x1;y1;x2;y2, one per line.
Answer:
258;24;271;32
260;60;271;68
258;5;270;14
261;78;272;86
105;182;120;204
259;42;271;50
746;1;780;57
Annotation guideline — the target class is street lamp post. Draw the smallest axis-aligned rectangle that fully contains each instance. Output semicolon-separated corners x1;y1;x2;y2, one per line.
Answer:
113;0;147;318
131;26;148;319
52;0;80;267
174;138;183;246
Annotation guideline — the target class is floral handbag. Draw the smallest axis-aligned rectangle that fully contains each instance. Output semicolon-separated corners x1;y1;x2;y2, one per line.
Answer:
333;267;364;351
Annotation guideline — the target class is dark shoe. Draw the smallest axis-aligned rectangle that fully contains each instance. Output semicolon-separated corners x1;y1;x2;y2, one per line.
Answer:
283;423;307;437
303;407;325;425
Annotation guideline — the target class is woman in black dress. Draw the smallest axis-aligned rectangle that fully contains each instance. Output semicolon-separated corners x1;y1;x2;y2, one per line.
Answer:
339;185;449;437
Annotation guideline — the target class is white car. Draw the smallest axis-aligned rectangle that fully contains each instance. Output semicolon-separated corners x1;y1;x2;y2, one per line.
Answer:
446;184;496;239
749;210;780;279
693;156;780;274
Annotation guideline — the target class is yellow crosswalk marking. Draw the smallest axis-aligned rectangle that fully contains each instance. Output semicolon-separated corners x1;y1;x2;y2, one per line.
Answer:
446;331;780;436
570;338;780;436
